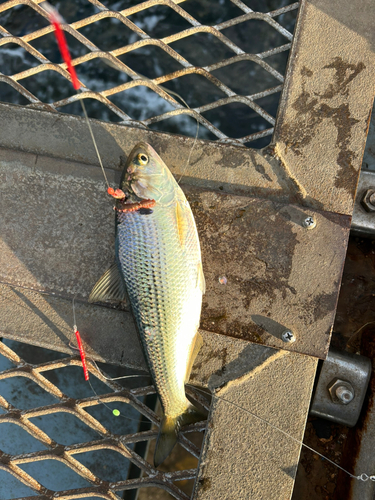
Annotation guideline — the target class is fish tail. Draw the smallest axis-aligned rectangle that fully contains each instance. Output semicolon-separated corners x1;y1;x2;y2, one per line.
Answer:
154;403;205;467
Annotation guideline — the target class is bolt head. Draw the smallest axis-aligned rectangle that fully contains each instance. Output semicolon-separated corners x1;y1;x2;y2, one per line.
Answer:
328;378;355;405
281;330;296;343
336;385;354;404
302;216;316;230
361;189;375;213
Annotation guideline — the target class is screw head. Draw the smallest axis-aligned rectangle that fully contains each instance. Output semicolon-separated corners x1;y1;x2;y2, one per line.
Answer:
281;330;296;343
361;189;375;213
302;216;316;229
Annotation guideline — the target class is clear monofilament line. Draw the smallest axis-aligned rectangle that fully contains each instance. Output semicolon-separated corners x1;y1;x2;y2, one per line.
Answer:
72;295;77;332
188;385;375;483
45;2;110;191
87;378;155;424
90;359;149;382
167;90;199;185
79;97;110;190
130;72;199;185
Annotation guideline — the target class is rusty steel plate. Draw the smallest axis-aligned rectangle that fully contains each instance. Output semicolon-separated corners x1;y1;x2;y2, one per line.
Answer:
184;185;350;359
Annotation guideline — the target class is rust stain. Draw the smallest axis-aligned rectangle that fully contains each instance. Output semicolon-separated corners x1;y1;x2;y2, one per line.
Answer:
191;344;228;376
197;476;212;492
183;184;347;357
280;57;365;195
254;162;272;182
301;66;313;77
321;58;366;99
297;291;338;325
187;189;299;338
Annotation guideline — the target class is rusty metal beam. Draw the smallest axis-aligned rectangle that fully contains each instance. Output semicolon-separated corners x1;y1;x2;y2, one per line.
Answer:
0;134;348;358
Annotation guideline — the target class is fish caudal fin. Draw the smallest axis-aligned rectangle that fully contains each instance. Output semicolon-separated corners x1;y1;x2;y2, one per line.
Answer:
154;404;205;467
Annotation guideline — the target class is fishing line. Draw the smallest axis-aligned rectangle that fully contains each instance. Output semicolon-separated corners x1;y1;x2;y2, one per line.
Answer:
69;339;153;423
187;385;375;483
44;2;109;190
44;1;198;193
72;297;371;481
70;300;154;423
79;97;110;190
138;80;200;184
45;4;374;481
87;378;154;423
136;74;200;185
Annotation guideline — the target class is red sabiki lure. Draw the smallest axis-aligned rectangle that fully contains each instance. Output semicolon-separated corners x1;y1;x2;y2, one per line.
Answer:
44;2;127;202
73;324;89;381
70;295;89;381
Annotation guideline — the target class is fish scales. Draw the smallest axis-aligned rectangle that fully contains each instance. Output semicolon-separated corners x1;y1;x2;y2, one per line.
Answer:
90;142;205;466
117;203;201;416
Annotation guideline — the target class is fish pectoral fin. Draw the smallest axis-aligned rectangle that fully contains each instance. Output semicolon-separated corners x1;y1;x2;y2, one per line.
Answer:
185;331;203;384
197;261;206;294
88;263;128;304
154;404;205;467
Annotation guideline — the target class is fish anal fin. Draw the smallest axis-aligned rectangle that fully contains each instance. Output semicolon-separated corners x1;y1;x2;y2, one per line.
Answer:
89;263;128;304
185;332;203;384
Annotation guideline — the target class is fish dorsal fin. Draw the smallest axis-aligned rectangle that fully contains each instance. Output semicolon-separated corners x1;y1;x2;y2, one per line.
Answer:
185;332;203;384
197;262;205;294
175;199;189;249
89;263;128;304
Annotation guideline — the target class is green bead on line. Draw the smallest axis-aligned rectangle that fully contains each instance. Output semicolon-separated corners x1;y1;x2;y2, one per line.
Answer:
113;409;120;417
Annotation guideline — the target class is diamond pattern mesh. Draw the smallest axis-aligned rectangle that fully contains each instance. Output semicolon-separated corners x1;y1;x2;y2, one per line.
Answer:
0;339;209;499
0;0;299;148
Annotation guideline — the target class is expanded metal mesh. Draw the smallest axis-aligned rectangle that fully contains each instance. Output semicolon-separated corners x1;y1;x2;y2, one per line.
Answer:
0;0;299;148
0;339;209;500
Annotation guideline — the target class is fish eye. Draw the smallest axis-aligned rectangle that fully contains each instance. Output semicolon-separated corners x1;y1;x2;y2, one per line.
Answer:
138;153;149;165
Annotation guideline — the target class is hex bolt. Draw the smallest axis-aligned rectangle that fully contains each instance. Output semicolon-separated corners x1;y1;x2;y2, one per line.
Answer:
336;385;354;405
328;378;355;405
302;216;316;230
361;188;375;213
281;330;296;343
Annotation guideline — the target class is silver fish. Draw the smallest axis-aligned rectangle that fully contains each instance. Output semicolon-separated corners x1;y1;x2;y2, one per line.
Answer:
89;142;205;466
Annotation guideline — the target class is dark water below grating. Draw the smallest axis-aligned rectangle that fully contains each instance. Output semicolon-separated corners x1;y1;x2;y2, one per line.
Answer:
0;0;298;148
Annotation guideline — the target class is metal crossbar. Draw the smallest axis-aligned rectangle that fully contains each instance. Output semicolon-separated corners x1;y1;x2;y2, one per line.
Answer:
0;340;209;499
0;0;299;147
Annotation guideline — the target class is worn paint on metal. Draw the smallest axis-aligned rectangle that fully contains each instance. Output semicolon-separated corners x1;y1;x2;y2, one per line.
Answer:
273;0;375;215
184;185;350;358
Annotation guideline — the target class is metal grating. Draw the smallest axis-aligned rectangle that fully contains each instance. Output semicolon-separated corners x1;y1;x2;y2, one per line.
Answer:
0;338;209;500
0;0;299;148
